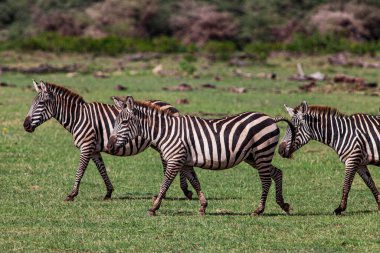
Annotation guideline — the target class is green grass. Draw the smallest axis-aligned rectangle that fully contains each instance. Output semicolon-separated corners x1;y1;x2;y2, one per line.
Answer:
1;51;380;252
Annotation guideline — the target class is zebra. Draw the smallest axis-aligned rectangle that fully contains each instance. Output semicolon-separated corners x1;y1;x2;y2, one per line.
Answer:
23;80;196;201
107;96;296;216
279;101;380;214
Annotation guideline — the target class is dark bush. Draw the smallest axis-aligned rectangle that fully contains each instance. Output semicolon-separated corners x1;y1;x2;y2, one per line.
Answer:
34;10;85;36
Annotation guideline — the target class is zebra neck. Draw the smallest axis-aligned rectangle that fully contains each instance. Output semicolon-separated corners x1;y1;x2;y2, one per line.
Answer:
308;114;343;149
136;106;174;147
53;95;85;134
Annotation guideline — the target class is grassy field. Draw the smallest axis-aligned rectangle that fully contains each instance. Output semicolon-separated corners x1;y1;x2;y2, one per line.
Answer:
1;51;380;252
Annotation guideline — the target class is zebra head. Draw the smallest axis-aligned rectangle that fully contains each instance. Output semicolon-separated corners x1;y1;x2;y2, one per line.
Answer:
23;80;56;133
279;101;312;158
107;96;139;154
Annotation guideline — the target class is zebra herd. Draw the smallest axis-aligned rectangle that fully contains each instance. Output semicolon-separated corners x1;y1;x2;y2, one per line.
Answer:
24;80;380;216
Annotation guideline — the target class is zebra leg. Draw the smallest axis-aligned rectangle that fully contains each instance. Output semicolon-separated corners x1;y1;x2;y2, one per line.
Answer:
148;163;180;216
92;152;114;200
182;167;207;215
253;169;272;216
65;148;93;201
154;155;193;200
179;170;193;200
357;166;380;213
334;166;357;215
245;157;272;216
270;166;292;214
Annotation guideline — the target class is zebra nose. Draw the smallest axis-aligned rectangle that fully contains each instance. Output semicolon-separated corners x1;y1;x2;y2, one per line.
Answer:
107;135;117;154
23;116;33;132
278;142;289;158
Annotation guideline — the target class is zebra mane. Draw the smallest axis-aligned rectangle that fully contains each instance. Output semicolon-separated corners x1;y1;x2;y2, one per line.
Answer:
45;82;85;103
304;105;346;117
134;100;174;116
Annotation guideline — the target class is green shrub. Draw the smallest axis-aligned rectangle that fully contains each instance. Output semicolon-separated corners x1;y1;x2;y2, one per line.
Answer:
152;36;184;53
285;33;380;55
244;42;282;62
5;32;380;56
202;40;236;60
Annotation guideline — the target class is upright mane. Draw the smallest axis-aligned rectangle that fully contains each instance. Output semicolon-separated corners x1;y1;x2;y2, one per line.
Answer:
134;100;174;115
302;105;346;117
45;82;86;104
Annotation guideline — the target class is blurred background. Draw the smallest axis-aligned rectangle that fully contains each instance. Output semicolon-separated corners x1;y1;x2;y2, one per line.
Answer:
1;0;380;58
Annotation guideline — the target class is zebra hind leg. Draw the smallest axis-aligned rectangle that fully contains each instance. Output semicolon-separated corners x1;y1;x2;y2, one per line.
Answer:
270;166;292;215
182;167;207;215
334;166;357;215
179;170;193;200
92;153;114;200
357;166;380;213
245;157;272;216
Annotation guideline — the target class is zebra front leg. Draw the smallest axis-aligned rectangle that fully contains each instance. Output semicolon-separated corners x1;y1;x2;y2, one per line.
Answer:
270;166;292;214
182;167;207;215
154;155;193;200
148;163;180;216
357;166;380;213
92;152;114;200
334;166;357;215
65;148;93;201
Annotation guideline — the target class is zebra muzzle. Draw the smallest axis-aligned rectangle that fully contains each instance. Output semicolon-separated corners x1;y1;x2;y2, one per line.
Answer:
278;142;290;158
107;135;118;154
23;116;34;133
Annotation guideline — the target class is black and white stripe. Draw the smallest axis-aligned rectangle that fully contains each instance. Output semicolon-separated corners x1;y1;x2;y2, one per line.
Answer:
107;96;295;216
279;101;380;214
23;81;195;201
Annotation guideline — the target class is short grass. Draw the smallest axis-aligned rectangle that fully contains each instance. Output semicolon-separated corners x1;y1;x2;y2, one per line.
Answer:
1;51;380;252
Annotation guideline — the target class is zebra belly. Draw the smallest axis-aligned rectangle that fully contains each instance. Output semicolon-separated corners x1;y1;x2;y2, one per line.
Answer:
186;149;250;170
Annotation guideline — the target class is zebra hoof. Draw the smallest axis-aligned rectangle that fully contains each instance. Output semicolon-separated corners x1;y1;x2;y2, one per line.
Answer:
186;191;193;200
251;208;264;216
283;203;292;215
147;210;156;216
251;207;264;216
199;206;206;216
65;196;74;201
103;195;112;201
334;208;343;215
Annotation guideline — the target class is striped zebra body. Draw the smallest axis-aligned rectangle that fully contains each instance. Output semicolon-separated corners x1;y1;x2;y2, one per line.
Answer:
279;101;380;214
23;81;194;201
107;96;295;216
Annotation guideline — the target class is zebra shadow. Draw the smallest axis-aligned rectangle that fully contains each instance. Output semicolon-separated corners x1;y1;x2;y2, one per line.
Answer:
164;209;377;217
286;209;376;217
112;193;242;201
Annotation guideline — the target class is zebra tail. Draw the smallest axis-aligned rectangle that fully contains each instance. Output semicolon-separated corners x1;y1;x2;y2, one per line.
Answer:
272;116;296;149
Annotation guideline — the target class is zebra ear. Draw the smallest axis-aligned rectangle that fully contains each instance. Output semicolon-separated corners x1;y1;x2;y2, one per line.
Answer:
33;80;41;93
111;96;127;110
39;81;48;93
284;104;295;117
300;101;308;112
126;96;134;112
